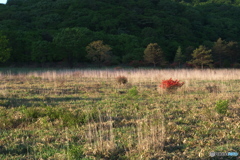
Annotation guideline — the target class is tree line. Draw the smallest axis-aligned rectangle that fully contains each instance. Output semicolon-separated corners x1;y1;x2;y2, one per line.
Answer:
0;0;240;68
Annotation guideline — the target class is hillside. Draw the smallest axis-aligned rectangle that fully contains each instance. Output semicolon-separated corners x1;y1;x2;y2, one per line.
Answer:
0;0;240;67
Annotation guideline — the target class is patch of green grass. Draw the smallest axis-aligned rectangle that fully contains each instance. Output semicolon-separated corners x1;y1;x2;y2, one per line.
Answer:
215;100;229;114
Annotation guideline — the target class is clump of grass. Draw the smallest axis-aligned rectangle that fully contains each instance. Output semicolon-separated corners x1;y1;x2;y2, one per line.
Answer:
128;86;138;97
116;76;128;85
215;100;229;114
120;86;139;99
68;144;85;159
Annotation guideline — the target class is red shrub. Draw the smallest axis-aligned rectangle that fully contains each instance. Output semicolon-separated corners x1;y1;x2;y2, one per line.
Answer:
160;78;184;92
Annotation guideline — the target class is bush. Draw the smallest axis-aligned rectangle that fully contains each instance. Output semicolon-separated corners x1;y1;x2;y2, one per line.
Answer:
215;100;229;114
160;78;184;93
116;76;128;85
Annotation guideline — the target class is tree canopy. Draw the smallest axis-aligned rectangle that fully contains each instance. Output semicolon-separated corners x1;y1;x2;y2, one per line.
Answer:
144;43;166;67
0;0;239;67
86;40;112;66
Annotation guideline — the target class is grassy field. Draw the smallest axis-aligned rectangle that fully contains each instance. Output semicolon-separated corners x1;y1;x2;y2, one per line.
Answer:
0;68;239;160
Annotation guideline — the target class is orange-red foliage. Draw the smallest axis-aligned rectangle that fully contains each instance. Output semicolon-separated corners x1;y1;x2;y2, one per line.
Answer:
160;78;184;89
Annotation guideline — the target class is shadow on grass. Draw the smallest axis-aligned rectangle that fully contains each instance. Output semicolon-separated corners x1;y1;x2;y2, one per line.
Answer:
0;97;102;108
0;144;29;155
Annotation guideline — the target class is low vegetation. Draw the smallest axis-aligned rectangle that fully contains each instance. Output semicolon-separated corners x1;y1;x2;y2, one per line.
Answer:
0;68;239;159
116;76;128;85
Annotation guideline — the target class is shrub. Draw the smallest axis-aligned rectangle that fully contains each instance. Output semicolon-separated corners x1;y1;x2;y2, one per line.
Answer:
116;76;128;85
160;78;184;93
215;100;229;114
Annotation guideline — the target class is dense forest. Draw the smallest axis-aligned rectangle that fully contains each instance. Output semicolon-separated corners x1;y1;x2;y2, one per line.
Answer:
0;0;240;68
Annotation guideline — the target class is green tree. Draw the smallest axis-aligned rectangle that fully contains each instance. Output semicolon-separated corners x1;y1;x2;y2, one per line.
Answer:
212;38;227;67
225;41;239;66
110;34;141;63
86;40;112;66
174;46;185;67
188;45;213;69
31;41;57;65
144;43;165;67
53;27;91;67
6;31;34;63
0;34;11;63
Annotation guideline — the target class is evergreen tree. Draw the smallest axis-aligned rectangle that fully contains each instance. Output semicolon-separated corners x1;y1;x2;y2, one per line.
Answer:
31;41;56;64
188;45;213;69
174;46;185;67
225;41;239;66
144;43;165;67
212;38;227;67
53;27;89;67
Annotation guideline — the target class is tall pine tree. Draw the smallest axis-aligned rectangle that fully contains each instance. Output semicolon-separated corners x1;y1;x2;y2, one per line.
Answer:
174;46;185;67
188;45;213;69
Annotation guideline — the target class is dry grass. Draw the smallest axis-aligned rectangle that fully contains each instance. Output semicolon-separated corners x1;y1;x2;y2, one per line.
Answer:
0;68;239;159
3;68;239;80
